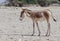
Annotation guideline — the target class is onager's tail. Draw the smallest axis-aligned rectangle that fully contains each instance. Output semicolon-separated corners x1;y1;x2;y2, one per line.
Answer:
52;15;56;22
46;9;56;22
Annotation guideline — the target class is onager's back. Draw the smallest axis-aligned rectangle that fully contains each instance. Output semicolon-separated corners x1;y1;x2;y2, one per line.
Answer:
26;9;56;22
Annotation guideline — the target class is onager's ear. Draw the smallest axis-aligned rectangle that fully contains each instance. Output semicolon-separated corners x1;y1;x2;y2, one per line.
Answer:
26;13;30;17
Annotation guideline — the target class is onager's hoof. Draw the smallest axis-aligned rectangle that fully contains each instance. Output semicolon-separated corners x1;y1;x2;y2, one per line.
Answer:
45;34;50;37
31;34;34;36
38;34;40;36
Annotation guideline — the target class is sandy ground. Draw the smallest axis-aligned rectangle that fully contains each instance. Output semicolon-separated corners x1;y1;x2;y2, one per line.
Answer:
0;6;60;41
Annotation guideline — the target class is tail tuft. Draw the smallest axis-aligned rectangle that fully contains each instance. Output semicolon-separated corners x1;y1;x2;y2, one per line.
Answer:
53;18;56;22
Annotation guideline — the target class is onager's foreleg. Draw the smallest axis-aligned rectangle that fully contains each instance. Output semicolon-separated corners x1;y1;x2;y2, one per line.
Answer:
32;20;35;36
36;21;41;36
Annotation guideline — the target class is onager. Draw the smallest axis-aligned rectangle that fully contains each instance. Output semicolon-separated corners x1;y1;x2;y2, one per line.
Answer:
20;8;56;36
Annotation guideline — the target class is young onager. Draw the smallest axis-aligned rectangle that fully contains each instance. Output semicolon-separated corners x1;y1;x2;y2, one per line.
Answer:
20;8;56;36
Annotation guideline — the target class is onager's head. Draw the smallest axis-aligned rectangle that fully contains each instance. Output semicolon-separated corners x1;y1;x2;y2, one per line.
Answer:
20;8;31;21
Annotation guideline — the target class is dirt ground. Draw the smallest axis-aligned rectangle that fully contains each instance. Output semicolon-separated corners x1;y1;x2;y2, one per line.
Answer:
0;5;60;41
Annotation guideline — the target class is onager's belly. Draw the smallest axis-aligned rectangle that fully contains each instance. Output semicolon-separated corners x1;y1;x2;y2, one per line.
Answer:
35;17;45;22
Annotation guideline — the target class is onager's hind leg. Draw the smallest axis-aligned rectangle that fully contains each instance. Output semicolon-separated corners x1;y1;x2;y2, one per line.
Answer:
36;21;41;36
44;12;50;36
46;19;50;36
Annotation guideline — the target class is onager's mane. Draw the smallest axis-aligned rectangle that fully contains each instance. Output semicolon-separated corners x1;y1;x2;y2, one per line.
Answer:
20;8;56;36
